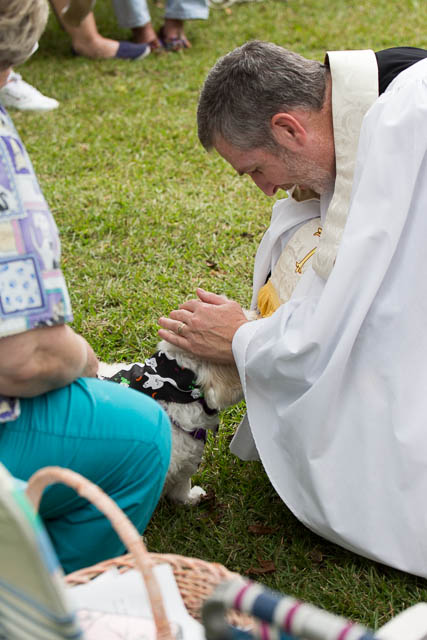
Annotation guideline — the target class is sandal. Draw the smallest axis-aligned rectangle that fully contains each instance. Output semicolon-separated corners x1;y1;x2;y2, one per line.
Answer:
157;26;191;52
147;37;165;53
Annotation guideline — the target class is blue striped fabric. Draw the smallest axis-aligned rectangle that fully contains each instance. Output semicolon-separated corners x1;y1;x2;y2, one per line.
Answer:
251;591;281;623
203;578;379;640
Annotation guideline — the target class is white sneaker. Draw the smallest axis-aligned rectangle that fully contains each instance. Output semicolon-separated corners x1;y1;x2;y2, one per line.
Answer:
0;71;59;112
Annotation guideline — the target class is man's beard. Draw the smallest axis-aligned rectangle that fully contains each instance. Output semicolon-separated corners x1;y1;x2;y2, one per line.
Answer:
279;147;335;195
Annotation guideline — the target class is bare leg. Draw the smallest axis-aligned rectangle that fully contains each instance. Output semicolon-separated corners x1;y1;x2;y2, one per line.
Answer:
49;0;120;58
61;0;96;27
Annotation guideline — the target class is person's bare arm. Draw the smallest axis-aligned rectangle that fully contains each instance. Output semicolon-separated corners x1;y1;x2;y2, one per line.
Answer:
0;324;99;398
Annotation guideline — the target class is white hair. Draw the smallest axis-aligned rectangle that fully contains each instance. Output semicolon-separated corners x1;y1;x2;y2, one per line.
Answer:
0;0;49;71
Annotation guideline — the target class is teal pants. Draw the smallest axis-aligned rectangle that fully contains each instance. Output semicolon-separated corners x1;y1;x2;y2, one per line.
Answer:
0;377;171;574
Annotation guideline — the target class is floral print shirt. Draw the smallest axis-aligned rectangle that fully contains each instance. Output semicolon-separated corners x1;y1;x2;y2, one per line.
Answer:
0;106;73;421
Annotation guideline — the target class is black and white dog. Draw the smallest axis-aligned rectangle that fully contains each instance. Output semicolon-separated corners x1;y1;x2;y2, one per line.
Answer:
97;320;254;504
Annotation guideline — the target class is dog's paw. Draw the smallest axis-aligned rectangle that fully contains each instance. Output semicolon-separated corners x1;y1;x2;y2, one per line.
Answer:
185;486;207;505
165;482;207;505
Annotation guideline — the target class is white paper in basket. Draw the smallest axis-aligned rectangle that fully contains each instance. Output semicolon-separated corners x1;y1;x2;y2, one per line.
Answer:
67;562;206;640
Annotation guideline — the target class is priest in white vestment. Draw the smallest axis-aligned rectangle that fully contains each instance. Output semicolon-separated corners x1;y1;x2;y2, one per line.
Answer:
158;42;427;578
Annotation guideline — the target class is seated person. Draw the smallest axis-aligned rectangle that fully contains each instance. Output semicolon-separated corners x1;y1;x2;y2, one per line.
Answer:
49;0;151;60
111;0;209;52
0;0;171;574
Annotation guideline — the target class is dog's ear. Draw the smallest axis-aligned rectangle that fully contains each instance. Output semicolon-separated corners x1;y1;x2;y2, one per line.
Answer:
200;363;243;411
204;382;243;411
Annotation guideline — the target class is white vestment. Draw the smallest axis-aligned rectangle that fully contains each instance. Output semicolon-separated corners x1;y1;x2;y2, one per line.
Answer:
231;54;427;577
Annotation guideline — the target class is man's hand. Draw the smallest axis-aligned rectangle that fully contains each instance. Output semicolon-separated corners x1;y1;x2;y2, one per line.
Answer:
158;288;248;363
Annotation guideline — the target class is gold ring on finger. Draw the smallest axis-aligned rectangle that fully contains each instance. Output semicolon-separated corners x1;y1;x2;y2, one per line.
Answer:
177;322;185;336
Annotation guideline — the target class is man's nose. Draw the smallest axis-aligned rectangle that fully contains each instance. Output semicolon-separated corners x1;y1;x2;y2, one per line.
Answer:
251;174;276;196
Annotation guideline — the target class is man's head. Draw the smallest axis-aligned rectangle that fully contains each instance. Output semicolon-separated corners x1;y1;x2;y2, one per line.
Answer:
0;0;49;72
197;41;336;195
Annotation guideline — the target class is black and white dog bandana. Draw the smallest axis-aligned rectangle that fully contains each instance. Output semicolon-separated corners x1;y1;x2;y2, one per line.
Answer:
101;349;218;439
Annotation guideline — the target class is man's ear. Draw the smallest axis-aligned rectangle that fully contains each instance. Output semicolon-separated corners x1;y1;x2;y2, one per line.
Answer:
271;113;307;151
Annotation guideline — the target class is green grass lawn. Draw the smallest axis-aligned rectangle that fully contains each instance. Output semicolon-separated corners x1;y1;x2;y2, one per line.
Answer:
13;0;427;631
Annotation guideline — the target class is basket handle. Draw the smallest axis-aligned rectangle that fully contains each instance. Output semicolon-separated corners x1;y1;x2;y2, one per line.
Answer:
26;465;174;640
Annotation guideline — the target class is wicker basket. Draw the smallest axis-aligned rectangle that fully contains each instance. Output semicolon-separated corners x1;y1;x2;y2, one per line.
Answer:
26;466;252;637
